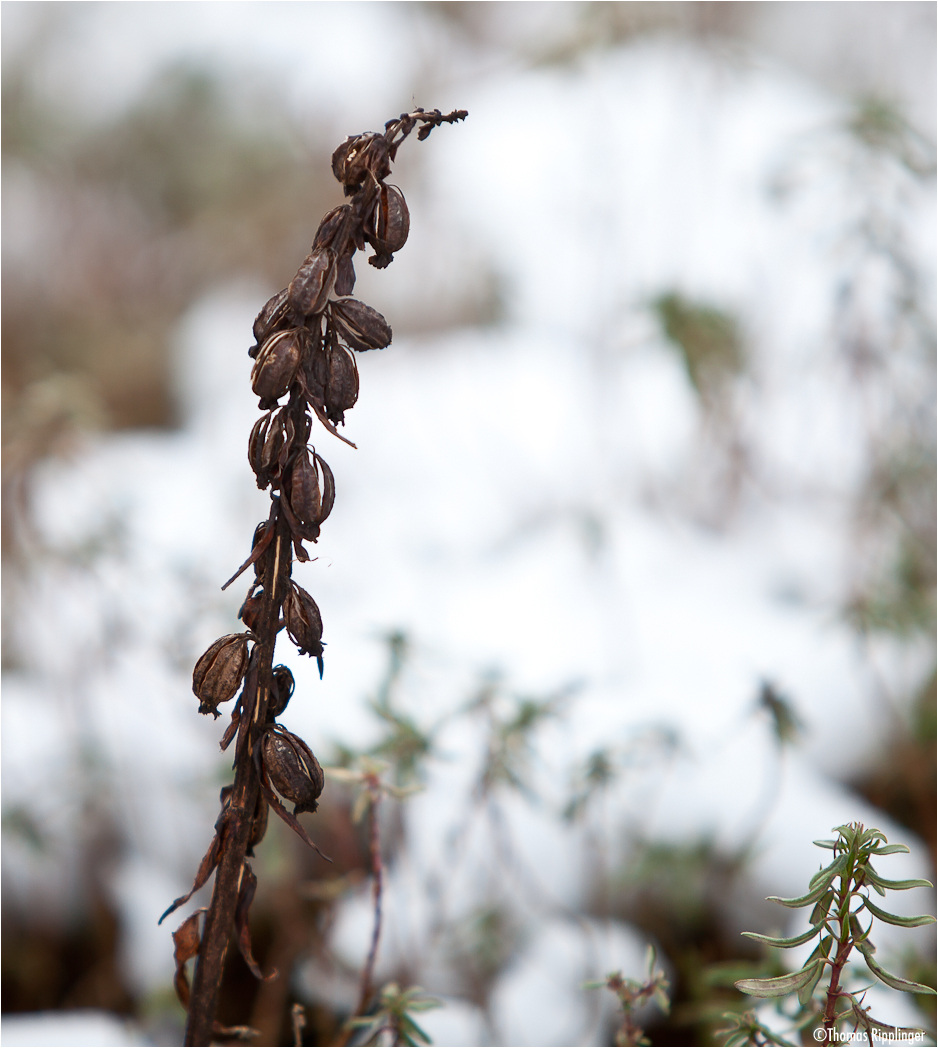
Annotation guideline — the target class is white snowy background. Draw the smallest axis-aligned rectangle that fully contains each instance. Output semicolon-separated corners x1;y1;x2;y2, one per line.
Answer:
2;4;934;1046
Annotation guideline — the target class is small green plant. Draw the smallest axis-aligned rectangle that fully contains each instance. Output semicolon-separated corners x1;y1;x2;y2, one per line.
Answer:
345;983;440;1047
586;945;670;1047
722;823;936;1046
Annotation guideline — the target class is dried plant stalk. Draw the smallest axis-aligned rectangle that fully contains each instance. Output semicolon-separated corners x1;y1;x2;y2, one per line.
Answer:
161;107;466;1047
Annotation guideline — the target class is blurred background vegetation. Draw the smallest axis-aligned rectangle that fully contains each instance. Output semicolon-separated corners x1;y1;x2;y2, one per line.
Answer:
1;3;934;1046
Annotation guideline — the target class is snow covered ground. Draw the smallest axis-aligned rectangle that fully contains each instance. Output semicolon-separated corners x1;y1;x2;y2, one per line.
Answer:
2;7;934;1046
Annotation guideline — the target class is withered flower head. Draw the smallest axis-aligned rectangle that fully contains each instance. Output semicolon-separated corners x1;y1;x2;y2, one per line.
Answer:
261;726;325;814
192;633;252;717
331;133;390;193
251;330;303;408
268;665;295;720
289;247;336;316
331;299;392;352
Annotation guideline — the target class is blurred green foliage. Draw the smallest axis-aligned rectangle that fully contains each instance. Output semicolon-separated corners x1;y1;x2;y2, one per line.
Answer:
652;293;744;398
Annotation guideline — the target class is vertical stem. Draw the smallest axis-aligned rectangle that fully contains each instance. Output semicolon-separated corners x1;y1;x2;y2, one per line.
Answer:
358;789;384;1014
334;788;383;1048
821;871;854;1046
185;511;291;1046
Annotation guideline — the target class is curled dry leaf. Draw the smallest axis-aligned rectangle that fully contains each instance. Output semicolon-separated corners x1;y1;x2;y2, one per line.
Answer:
235;863;277;981
159;790;230;924
172;911;203;1009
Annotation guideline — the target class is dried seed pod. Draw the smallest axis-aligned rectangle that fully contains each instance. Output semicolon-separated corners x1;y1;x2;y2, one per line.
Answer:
313;205;350;251
251;521;272;580
268;664;295;720
315;451;336;526
322;337;359;424
192;633;251;717
284;583;324;673
335;247;356;298
251;288;292;357
331;298;392;352
248;411;287;489
331;133;390;193
289;451;322;529
289;248;336;316
248;793;269;854
260;726;324;814
238;590;264;633
365;184;409;255
251;330;303;408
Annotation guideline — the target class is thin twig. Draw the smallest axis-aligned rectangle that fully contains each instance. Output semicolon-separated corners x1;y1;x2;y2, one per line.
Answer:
358;788;384;1015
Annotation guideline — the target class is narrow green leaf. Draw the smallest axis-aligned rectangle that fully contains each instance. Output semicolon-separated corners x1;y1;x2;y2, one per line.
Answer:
855;936;876;958
402;1016;432;1044
871;844;910;856
809;890;834;926
805;935;833;964
735;962;821;998
742;924;823;949
864;897;937;929
812;839;838;850
797;958;824;1007
862;952;937;995
865;865;934;892
809;854;848;890
849;912;873;944
832;824;861;847
769;858;845;908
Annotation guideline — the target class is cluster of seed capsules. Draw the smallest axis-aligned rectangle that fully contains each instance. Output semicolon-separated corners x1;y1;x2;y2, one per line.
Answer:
185;111;466;856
